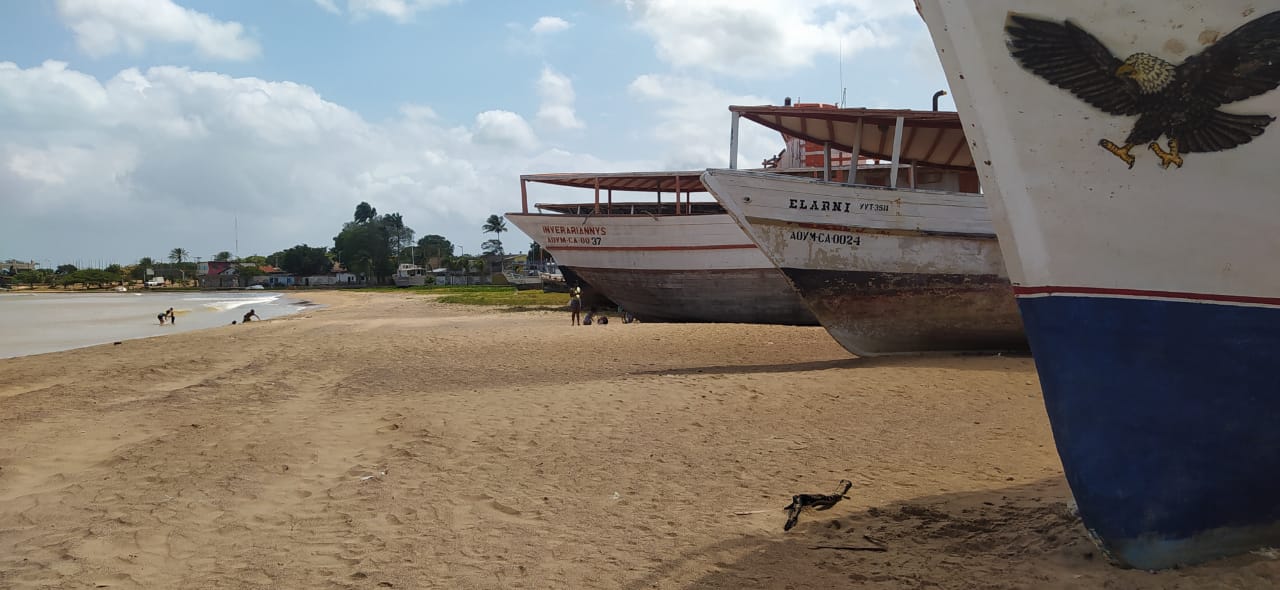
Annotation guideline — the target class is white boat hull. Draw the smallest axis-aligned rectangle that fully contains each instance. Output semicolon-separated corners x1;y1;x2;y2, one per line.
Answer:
703;169;1025;355
505;212;817;324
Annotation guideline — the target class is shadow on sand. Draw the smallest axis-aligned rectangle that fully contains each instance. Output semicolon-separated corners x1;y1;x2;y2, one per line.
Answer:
633;352;1034;377
626;477;1278;590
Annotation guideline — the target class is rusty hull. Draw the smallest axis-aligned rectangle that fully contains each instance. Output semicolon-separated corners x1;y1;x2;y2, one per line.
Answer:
782;269;1027;356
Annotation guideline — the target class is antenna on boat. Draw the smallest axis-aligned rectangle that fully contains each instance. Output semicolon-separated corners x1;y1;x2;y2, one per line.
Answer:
839;37;845;107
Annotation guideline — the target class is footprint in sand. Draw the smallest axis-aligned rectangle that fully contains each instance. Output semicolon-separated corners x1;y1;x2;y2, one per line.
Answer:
458;494;542;524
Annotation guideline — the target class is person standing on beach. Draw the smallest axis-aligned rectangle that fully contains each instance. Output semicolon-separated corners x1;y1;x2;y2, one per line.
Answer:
569;285;582;326
166;308;176;325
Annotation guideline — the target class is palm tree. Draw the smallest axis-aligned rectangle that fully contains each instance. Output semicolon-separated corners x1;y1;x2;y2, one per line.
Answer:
214;251;232;262
169;248;188;264
482;214;508;252
354;201;377;223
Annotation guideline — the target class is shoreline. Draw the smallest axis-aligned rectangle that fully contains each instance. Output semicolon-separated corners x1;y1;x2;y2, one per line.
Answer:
0;291;319;360
1;291;1276;588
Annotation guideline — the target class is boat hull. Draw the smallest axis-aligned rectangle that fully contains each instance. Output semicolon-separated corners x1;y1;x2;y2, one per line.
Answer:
570;266;815;324
783;268;1024;355
1020;293;1280;568
505;212;817;325
702;169;1025;355
920;0;1280;567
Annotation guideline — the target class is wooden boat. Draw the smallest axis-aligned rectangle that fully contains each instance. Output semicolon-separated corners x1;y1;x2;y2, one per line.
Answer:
703;106;1025;356
919;0;1280;568
505;171;818;324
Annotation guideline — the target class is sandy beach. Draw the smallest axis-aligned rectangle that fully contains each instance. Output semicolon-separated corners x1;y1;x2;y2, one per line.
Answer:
1;291;1276;589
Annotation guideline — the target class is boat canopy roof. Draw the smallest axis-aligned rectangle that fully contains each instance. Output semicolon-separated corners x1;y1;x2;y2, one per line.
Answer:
729;105;975;169
520;171;712;193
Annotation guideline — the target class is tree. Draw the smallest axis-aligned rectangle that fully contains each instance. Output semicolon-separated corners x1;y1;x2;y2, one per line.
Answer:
482;214;508;253
56;264;78;275
241;255;268;265
130;257;154;280
417;234;454;268
354;201;377;223
382;212;415;258
14;269;51;288
214;251;233;262
333;203;414;284
169;248;188;264
279;244;332;276
528;241;550;263
481;239;505;256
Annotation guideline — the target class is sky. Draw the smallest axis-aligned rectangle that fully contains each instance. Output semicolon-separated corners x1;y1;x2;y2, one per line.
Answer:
0;0;954;268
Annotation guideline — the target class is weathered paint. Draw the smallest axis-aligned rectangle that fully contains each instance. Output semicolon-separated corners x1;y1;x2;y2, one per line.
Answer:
571;267;816;324
784;269;1025;355
701;168;1023;356
920;0;1280;568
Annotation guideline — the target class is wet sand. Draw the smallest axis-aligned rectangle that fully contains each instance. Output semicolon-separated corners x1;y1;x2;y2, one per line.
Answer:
1;291;1276;588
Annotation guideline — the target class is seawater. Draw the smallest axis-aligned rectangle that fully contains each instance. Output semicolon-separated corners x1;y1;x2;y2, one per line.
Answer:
0;291;314;359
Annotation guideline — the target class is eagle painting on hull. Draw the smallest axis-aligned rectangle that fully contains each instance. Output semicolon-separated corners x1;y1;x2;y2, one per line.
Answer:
1006;11;1280;169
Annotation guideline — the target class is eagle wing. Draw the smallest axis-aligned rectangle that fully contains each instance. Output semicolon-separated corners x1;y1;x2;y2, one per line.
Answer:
1176;11;1280;107
1006;14;1143;116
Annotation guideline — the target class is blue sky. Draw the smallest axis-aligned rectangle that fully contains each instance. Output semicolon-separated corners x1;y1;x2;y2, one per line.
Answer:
0;0;952;266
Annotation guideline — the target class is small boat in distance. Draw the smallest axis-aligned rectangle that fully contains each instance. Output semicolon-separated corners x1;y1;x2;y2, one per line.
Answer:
505;171;819;325
393;263;427;287
704;105;1025;356
920;0;1280;568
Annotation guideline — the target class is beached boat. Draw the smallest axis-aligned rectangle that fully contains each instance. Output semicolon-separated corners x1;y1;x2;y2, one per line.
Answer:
393;263;427;287
919;0;1280;568
704;106;1026;356
505;171;818;324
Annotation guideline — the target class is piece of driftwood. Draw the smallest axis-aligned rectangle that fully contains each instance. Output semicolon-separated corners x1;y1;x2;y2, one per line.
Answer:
782;479;853;531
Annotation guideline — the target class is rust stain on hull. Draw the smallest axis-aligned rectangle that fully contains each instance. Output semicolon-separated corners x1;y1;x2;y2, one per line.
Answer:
783;268;1027;356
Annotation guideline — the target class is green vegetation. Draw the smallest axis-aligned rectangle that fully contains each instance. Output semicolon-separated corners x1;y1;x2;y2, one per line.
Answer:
332;201;415;284
481;214;507;255
436;289;567;307
357;284;567;308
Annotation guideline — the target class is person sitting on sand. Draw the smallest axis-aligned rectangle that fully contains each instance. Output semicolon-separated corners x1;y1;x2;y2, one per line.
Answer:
242;309;260;323
597;314;608;325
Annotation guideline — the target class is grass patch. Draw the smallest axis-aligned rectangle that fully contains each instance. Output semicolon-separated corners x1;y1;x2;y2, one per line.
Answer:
436;289;569;307
358;285;515;294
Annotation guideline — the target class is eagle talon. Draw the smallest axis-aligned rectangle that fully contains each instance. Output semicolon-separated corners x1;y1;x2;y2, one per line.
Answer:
1099;139;1136;169
1148;140;1183;169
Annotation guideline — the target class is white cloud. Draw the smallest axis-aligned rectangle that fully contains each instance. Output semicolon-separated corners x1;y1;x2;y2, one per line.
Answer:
54;0;261;60
347;0;453;23
0;61;584;263
531;16;571;35
313;0;341;14
535;67;584;131
627;74;782;169
473;110;540;151
624;0;911;77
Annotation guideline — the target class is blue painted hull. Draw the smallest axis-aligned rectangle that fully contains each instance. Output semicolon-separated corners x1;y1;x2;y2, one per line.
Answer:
1019;294;1280;569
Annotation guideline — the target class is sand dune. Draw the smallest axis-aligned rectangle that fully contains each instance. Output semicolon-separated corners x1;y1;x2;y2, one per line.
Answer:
1;291;1276;588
